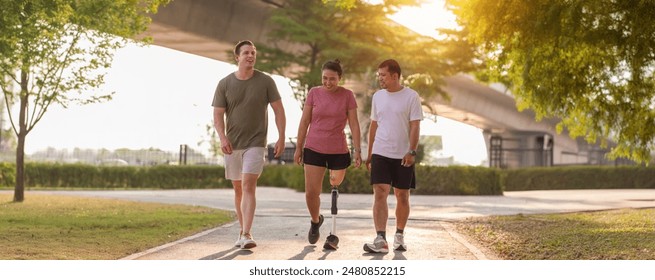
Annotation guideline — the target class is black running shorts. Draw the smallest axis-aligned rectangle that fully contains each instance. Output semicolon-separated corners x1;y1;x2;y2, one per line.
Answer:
303;148;351;170
369;154;416;189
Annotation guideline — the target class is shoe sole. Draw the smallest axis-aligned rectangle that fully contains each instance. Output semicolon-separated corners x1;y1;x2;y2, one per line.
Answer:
363;244;389;253
241;242;257;249
394;245;407;251
308;214;324;244
323;234;339;250
323;243;338;250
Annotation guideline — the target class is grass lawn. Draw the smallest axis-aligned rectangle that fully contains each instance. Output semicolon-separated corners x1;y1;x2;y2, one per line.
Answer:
456;208;655;260
0;193;233;260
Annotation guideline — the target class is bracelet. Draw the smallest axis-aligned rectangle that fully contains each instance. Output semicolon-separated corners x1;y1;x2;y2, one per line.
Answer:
353;148;361;152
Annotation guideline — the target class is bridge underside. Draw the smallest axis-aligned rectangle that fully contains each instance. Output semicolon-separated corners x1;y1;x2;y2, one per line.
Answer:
144;0;280;62
143;0;621;167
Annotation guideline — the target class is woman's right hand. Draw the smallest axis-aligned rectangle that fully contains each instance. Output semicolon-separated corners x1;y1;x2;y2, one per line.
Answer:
294;148;303;166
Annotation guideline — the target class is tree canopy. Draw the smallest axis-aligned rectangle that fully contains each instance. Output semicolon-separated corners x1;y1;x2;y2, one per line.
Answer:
0;0;169;201
258;0;476;109
446;0;655;163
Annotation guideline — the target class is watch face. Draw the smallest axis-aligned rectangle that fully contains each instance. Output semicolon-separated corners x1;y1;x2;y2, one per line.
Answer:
409;150;417;156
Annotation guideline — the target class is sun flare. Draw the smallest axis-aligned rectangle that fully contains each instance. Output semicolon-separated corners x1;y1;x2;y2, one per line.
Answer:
388;0;459;39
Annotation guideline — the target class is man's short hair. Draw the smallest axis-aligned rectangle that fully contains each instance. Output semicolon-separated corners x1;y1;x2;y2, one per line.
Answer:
378;59;402;77
234;40;255;56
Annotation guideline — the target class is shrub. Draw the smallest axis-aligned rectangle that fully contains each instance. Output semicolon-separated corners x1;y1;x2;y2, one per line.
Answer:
504;166;655;191
2;162;652;195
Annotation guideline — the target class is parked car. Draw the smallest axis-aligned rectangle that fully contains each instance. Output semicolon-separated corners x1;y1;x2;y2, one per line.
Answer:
266;141;296;164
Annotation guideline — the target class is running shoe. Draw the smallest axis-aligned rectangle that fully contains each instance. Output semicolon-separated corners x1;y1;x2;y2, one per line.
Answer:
393;232;407;251
308;214;324;244
234;233;243;247
363;235;389;253
241;233;257;249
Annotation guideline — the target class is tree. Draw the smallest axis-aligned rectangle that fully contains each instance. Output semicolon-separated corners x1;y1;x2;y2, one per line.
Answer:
257;0;477;147
0;0;169;202
258;0;414;105
446;0;655;163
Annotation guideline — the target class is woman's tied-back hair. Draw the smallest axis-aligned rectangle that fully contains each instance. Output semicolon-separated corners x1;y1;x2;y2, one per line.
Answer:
378;59;401;77
234;40;255;56
322;59;343;78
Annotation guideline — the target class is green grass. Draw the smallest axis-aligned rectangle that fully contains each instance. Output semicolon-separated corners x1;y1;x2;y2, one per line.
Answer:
456;208;655;260
0;193;233;260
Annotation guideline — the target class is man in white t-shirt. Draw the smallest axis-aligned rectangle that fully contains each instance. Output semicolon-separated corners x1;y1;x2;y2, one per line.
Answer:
364;59;423;253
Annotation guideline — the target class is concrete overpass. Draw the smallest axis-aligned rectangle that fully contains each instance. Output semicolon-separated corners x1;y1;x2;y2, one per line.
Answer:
143;0;612;167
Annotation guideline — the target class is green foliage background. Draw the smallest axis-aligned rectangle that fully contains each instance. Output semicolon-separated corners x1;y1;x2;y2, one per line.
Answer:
1;162;654;194
446;0;655;162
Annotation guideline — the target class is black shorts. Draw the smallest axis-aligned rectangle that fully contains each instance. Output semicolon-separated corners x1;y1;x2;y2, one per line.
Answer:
303;148;351;170
370;154;416;189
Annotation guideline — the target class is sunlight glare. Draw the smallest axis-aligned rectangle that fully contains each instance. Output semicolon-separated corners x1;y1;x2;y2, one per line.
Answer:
388;0;459;39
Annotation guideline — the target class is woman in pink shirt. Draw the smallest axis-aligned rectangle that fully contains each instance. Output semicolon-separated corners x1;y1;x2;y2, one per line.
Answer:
294;59;362;249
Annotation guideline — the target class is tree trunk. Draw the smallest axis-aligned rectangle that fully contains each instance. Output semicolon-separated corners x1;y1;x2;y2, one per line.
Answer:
14;130;26;202
13;70;29;202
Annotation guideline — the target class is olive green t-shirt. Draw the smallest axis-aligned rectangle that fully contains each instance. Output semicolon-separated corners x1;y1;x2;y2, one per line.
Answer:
212;70;281;150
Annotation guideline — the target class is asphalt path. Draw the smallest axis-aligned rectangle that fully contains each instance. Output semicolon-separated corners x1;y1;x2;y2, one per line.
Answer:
7;188;655;260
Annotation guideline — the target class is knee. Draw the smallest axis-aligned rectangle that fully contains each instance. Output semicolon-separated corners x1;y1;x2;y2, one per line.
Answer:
329;170;345;186
394;190;410;204
232;182;242;192
305;187;321;199
241;183;256;195
373;185;390;201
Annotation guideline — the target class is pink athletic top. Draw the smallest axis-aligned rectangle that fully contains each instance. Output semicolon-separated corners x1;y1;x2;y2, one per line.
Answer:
304;86;357;154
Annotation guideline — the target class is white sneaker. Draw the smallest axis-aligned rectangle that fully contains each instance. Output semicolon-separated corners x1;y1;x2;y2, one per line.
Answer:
363;235;389;253
241;233;257;249
393;233;407;251
234;233;243;247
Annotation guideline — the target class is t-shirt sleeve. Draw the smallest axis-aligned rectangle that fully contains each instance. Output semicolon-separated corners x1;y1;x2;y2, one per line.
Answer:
370;93;378;121
266;75;282;103
306;87;316;108
409;91;424;121
347;90;357;110
211;79;227;108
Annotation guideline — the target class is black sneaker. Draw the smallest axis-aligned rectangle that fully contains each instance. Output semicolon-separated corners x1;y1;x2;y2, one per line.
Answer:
308;214;324;244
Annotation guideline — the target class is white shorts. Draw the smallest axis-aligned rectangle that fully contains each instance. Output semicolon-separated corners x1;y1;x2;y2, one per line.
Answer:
224;147;266;181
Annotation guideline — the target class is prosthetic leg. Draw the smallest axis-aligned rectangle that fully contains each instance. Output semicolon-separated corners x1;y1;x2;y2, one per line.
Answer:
323;185;339;250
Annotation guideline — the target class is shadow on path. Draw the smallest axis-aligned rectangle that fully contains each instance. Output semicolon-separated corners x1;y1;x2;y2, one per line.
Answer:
200;247;253;260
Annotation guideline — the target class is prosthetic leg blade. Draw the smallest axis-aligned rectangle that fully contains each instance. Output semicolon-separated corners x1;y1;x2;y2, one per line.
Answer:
323;187;339;250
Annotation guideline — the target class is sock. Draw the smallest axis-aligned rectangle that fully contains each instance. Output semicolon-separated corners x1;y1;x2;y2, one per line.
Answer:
396;228;404;234
376;231;386;240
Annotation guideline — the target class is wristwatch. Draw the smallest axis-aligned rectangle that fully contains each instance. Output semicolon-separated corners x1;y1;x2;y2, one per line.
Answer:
408;150;417;156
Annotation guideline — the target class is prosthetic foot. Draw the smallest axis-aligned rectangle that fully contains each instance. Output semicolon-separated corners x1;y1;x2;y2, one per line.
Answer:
323;186;339;250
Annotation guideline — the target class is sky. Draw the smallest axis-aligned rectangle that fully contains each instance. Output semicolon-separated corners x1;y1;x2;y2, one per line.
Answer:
19;0;488;166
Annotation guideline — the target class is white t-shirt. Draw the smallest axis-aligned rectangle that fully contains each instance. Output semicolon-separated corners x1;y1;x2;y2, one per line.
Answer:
370;87;423;159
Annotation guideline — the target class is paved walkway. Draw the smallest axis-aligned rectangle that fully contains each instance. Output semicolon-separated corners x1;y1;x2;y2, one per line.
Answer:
23;188;655;260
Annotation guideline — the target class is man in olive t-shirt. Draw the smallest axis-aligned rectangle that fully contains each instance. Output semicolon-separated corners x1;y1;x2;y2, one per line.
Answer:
212;40;286;249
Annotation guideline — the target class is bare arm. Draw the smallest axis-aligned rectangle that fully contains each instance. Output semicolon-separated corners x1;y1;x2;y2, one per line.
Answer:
409;120;420;151
213;107;232;155
366;120;378;171
402;120;421;167
270;100;286;158
294;103;312;165
347;108;362;168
